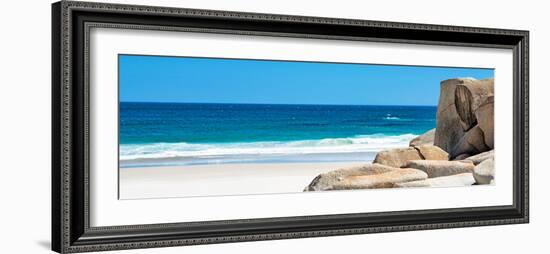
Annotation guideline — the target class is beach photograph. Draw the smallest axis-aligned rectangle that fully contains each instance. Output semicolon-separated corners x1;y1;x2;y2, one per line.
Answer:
118;55;495;199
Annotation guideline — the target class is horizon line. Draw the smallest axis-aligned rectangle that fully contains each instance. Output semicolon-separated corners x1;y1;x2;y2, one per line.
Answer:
119;101;438;107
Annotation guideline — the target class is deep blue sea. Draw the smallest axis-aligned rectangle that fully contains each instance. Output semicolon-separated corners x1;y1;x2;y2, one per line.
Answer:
120;102;436;167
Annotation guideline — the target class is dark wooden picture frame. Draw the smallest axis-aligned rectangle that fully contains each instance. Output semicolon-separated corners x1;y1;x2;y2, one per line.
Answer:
52;1;529;253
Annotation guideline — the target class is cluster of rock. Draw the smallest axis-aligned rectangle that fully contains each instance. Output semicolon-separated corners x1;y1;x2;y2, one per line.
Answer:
304;78;495;191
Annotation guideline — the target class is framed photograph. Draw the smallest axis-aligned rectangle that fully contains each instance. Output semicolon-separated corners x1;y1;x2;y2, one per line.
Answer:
52;1;529;253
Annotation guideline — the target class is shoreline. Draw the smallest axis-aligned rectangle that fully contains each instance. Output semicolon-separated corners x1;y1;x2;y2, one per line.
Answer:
119;161;367;199
119;151;376;168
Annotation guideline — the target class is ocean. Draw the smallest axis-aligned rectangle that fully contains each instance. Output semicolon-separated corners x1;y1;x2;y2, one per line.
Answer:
119;102;436;167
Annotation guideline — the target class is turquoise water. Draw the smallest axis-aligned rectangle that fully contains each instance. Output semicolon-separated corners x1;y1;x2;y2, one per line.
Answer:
120;102;436;167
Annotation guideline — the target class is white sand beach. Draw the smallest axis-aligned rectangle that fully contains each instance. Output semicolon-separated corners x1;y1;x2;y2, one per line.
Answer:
119;161;366;199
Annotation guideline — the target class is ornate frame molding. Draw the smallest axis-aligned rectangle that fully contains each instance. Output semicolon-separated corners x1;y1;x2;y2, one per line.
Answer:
52;1;529;253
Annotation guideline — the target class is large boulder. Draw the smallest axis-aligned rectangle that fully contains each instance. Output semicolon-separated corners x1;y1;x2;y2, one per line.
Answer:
414;144;449;160
404;160;475;178
304;163;397;191
473;158;495;184
454;79;494;131
324;168;428;190
462;150;494;165
373;147;423;168
450;125;490;158
409;129;435;147
453;154;471;160
475;96;494;149
395;173;475;188
434;78;494;155
434;78;471;153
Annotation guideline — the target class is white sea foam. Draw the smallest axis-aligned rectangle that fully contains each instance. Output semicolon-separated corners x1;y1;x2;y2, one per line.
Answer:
383;116;401;120
120;134;417;161
383;113;401;120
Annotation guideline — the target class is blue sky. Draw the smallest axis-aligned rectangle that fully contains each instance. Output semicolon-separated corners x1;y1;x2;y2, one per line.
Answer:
119;55;494;106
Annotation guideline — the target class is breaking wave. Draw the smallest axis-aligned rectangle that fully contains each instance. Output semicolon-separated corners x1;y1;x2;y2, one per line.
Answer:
120;133;417;161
